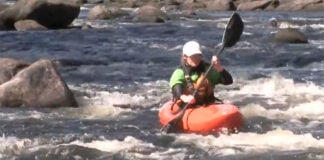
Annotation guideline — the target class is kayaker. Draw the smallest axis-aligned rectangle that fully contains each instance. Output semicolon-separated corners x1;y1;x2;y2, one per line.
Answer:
169;40;233;111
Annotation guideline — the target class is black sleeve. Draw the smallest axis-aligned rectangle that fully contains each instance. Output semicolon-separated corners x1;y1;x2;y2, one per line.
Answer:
219;69;233;85
172;84;184;101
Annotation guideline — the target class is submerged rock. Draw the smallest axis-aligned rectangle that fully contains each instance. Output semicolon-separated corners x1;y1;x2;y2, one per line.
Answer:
273;28;308;43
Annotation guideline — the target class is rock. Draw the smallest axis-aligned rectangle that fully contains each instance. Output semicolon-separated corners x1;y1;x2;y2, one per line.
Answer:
303;2;324;11
181;0;206;10
81;0;88;3
123;0;156;8
0;4;10;30
275;0;322;11
164;0;182;6
0;59;78;108
0;58;29;85
0;0;81;29
14;19;47;31
237;0;273;11
263;0;280;10
273;28;308;43
206;0;235;11
0;3;9;11
0;20;4;30
88;5;122;20
88;5;110;20
269;17;278;27
133;4;167;23
87;0;104;4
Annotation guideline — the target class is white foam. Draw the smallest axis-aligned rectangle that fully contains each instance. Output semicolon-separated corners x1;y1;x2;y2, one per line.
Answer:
231;74;324;120
68;135;181;159
0;110;46;120
85;91;145;107
239;74;324;97
287;101;324;119
309;24;324;29
0;135;33;155
291;17;324;22
67;136;190;159
69;136;152;153
309;40;324;50
278;22;302;29
174;128;324;156
73;90;143;119
240;102;324;120
68;82;167;119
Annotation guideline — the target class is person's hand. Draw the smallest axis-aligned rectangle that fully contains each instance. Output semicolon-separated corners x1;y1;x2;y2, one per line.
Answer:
180;95;196;104
212;56;223;72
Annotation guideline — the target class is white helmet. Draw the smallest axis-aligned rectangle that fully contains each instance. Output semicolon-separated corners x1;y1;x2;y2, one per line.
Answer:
182;41;202;56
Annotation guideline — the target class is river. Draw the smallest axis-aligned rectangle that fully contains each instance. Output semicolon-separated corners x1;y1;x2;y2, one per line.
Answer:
0;5;323;160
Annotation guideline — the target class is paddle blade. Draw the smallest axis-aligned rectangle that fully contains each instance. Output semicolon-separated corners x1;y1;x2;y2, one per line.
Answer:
161;118;180;133
222;12;244;48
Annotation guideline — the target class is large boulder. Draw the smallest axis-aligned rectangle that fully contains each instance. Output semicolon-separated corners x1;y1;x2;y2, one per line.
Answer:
0;59;78;108
0;0;81;30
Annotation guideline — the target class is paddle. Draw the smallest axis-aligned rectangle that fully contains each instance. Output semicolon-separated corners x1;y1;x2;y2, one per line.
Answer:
161;12;244;134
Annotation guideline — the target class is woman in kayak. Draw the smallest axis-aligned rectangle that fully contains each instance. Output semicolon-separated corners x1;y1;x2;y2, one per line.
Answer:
170;40;233;110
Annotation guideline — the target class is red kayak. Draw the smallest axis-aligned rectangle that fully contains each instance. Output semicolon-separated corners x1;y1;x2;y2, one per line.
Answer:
159;100;244;135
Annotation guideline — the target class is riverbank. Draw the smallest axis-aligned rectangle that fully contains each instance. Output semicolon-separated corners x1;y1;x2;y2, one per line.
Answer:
1;0;324;29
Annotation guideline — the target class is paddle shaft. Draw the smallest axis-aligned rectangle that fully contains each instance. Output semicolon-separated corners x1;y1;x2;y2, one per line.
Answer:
161;45;225;133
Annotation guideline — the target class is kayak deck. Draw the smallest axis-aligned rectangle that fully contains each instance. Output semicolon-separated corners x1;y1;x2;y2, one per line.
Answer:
159;101;244;134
